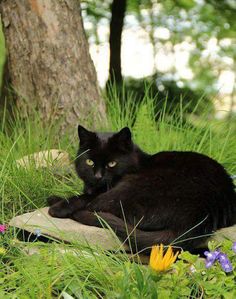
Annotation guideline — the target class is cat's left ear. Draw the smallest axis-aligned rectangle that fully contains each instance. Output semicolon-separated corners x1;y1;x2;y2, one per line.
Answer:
113;127;133;152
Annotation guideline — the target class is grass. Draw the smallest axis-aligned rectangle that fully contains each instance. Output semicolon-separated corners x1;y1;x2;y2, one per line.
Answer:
0;91;236;298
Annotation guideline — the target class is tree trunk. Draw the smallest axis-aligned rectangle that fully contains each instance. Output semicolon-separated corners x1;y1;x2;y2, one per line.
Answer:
108;0;126;85
0;0;106;133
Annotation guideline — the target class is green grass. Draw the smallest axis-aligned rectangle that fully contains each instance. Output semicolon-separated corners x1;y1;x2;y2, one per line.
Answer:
0;92;236;298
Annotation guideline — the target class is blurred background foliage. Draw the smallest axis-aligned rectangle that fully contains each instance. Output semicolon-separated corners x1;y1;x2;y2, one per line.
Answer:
0;0;235;119
81;0;236;119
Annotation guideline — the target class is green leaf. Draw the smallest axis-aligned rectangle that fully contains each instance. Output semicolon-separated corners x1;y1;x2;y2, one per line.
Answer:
157;289;171;299
178;251;199;263
134;264;144;293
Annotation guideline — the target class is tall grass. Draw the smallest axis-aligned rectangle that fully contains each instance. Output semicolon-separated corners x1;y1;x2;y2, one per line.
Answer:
106;87;236;173
0;90;236;298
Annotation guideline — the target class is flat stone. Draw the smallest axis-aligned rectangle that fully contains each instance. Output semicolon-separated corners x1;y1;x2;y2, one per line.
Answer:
16;149;72;169
206;225;236;244
9;207;125;251
16;149;76;177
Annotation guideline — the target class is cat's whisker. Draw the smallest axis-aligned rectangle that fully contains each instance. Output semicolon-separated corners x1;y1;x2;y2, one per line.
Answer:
73;148;90;161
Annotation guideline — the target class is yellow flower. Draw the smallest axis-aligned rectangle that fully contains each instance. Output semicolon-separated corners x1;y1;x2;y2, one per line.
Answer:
0;247;6;255
149;244;178;272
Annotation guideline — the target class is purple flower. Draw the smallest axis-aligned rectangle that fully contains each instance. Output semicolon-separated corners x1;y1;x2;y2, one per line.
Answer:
217;252;233;273
204;250;220;262
0;224;6;234
220;261;233;273
232;242;236;253
205;259;214;269
204;250;220;269
204;250;233;273
217;252;228;264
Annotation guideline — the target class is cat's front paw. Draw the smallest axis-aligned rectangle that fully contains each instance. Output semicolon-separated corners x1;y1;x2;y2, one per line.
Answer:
48;201;73;218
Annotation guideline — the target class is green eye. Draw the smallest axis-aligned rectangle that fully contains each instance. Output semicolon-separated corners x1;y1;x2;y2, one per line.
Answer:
86;159;94;167
107;161;117;168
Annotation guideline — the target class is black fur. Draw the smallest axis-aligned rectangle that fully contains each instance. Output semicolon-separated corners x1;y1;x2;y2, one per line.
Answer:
48;126;236;253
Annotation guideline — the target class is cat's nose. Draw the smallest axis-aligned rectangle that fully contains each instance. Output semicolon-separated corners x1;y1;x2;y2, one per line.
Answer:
94;170;103;180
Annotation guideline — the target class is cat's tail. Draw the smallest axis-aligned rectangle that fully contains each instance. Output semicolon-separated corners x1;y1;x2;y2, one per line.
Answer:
96;212;186;254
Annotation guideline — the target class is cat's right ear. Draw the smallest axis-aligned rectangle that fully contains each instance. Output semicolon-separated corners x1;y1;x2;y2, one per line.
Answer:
78;125;97;148
112;127;133;152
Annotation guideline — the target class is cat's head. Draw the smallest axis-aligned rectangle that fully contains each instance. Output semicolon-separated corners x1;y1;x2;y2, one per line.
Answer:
75;125;139;194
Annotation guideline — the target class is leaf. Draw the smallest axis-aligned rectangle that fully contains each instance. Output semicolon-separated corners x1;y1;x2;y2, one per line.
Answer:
157;289;171;299
134;264;144;292
178;251;198;263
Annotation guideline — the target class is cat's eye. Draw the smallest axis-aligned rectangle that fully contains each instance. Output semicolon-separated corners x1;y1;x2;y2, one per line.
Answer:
107;161;117;168
86;159;94;167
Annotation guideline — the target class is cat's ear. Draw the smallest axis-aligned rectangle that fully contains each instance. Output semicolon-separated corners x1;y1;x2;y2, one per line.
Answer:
112;127;133;152
78;125;97;148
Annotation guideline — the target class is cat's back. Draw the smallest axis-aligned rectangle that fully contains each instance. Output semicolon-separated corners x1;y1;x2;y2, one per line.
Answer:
126;150;236;229
144;151;234;191
122;150;234;196
149;151;231;183
151;151;222;170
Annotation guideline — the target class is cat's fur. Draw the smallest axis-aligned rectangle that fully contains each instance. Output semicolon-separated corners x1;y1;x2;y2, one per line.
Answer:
48;125;236;252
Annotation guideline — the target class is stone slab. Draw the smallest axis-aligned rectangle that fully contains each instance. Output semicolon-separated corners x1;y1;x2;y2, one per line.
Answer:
16;149;76;178
16;149;71;169
9;207;125;251
207;225;236;244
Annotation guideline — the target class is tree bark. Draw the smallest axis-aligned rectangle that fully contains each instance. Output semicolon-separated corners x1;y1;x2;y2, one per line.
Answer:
108;0;126;85
0;0;106;133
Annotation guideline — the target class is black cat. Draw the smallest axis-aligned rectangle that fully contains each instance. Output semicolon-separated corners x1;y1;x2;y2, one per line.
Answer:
48;125;236;252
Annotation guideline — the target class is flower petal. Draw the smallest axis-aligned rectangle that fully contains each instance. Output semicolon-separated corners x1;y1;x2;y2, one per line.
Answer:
0;224;6;233
149;246;157;265
159;244;164;260
205;260;214;268
204;250;219;262
169;250;179;264
164;246;173;261
217;253;228;264
220;261;233;273
150;245;160;270
151;246;159;263
162;246;173;268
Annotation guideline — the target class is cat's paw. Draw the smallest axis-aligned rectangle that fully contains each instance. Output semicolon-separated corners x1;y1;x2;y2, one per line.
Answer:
47;196;64;206
48;201;73;218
